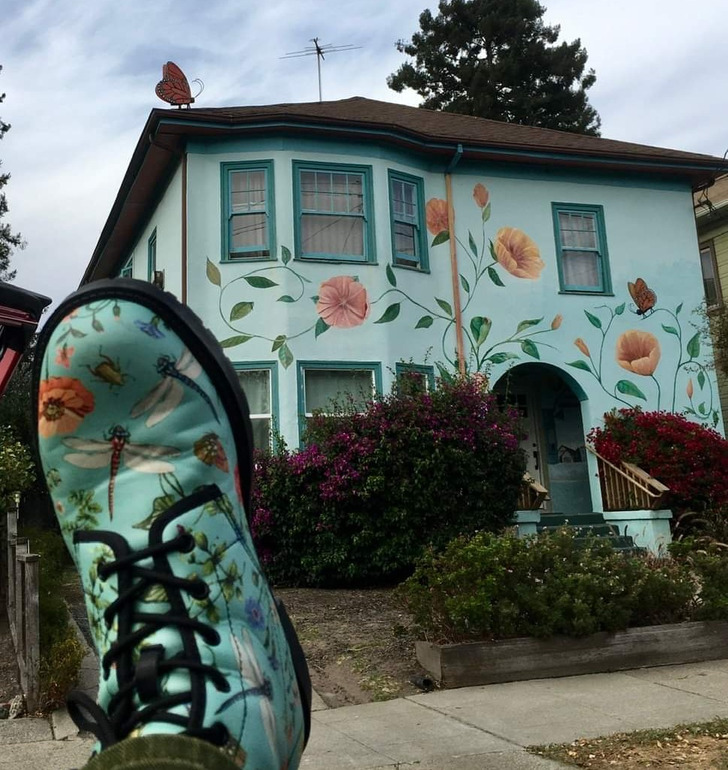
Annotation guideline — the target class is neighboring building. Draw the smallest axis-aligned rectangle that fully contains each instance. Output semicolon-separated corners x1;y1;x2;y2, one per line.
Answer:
83;97;725;516
694;174;728;418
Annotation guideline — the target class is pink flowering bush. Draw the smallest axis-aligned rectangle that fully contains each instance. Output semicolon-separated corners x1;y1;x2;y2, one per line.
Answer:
252;378;526;586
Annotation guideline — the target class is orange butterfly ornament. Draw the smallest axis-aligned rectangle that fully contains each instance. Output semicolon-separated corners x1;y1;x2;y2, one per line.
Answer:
155;62;201;108
627;278;657;317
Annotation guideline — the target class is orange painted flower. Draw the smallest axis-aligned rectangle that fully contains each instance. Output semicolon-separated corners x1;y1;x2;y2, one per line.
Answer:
316;276;370;329
616;330;661;376
55;344;75;369
551;314;563;330
574;338;590;357
425;198;449;235
38;377;95;438
472;183;490;209
687;378;694;399
493;227;545;280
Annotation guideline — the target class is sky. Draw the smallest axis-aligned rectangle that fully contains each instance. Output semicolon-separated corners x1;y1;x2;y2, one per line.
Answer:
3;0;728;311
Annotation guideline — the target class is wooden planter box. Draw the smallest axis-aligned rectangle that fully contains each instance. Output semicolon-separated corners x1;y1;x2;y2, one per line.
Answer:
416;620;728;689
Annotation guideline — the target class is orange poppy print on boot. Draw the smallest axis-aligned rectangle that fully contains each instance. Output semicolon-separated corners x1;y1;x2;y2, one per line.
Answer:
38;377;95;438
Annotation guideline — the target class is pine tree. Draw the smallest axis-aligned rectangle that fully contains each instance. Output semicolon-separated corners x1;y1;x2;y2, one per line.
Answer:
0;65;22;282
388;0;601;136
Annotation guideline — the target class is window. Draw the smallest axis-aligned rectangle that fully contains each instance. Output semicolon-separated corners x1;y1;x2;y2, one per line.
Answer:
235;364;277;450
552;204;611;293
699;241;722;308
395;363;435;394
147;230;157;282
389;171;428;270
119;256;133;279
221;161;274;260
293;162;374;262
298;362;382;441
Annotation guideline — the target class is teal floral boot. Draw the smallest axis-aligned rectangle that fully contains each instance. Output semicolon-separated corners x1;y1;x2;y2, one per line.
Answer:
33;279;310;769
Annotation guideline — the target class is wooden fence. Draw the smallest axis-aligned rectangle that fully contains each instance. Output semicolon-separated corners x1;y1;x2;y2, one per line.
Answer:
5;508;40;713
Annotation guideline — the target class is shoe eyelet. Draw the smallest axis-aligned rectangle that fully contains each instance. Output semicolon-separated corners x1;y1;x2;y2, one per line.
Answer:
188;580;210;600
212;722;229;746
178;533;195;553
98;560;111;580
206;629;221;646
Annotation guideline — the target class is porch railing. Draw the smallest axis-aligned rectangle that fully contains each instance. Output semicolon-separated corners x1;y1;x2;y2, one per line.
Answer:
518;474;549;510
587;446;669;511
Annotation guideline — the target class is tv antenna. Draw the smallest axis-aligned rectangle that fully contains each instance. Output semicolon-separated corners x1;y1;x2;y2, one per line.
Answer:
281;37;361;102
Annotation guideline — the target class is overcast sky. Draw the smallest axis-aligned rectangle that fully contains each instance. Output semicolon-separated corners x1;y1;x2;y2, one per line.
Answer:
3;0;728;310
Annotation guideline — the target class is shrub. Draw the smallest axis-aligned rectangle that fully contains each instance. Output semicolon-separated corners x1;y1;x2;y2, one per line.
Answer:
0;427;35;510
398;529;697;643
252;377;526;586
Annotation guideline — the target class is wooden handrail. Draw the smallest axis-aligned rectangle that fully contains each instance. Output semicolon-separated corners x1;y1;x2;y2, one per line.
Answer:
587;446;668;511
518;474;549;510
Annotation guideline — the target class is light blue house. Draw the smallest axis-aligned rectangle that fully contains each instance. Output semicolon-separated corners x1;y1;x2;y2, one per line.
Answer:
82;96;725;542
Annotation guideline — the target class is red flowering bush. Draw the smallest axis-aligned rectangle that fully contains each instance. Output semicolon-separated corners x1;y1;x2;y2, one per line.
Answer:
588;408;728;515
252;378;526;586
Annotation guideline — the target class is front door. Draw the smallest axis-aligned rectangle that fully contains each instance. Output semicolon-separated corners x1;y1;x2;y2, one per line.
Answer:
498;390;546;487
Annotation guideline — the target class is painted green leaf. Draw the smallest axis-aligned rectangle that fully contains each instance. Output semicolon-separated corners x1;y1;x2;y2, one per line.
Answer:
487;352;520;364
584;310;602;329
281;245;292;265
615;380;647;400
374;303;401;324
676;302;683;315
698;402;707;415
516;318;543;333
206;259;221;287
482;202;491;223
566;360;592;372
279;343;294;369
230;302;254;321
220;335;252;348
687;332;701;359
661;324;679;337
386;264;397;287
315;318;329;338
487;266;505;287
131;494;177;530
614;303;626;316
277;295;296;303
521;339;540;359
415;315;434;329
489;240;496;260
431;230;450;247
311;295;319;303
436;362;455;383
271;335;287;352
698;369;706;390
70;328;87;338
92;318;104;333
436;298;453;316
244;276;278;289
713;411;720;428
470;316;492;346
460;274;470;293
468;231;477;256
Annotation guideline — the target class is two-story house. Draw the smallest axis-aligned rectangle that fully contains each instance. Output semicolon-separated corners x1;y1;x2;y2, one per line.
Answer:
81;96;724;521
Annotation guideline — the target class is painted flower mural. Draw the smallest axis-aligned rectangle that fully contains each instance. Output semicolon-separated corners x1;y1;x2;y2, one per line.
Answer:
472;183;490;209
425;198;449;236
38;377;95;438
616;330;661;376
493;227;545;280
316;276;370;329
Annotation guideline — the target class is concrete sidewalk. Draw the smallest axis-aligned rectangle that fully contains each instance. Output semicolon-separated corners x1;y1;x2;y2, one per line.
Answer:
5;658;728;768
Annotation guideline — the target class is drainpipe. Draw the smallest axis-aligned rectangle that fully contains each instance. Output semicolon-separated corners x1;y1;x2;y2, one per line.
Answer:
181;152;188;304
445;144;465;376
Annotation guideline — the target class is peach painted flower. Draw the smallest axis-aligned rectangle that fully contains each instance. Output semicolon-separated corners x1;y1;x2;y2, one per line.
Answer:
316;276;370;329
38;377;95;438
616;330;661;376
493;227;545;280
574;338;590;357
472;183;490;209
425;198;449;235
687;378;694;399
551;314;563;330
55;344;75;369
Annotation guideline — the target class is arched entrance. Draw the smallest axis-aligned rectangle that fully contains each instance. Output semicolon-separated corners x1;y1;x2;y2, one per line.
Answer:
493;363;592;514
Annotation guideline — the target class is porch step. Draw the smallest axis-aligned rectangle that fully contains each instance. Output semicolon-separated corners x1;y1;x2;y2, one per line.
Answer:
539;512;608;528
537;512;643;554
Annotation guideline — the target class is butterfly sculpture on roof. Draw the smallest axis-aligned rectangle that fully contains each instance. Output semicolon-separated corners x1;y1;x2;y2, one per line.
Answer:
155;61;204;108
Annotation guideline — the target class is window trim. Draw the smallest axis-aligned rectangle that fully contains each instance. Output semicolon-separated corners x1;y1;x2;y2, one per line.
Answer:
220;160;276;263
147;229;157;282
296;361;382;445
233;361;279;451
292;160;376;263
119;255;133;279
551;203;612;294
699;239;723;309
388;170;429;272
395;362;435;392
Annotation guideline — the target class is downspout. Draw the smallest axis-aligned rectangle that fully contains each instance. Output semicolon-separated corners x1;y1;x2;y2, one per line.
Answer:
445;144;466;376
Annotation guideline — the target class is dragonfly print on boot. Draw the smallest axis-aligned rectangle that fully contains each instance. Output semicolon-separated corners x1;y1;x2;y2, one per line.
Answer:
34;279;311;769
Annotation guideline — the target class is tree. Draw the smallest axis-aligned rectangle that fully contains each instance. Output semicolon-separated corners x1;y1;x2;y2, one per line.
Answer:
0;65;21;281
388;0;601;136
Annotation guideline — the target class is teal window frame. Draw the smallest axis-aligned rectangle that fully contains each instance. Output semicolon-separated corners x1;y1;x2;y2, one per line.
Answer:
147;229;157;282
119;255;133;279
297;361;382;445
395;362;435;392
699;240;722;309
552;203;612;294
233;361;279;451
388;170;428;271
293;160;375;263
221;160;275;262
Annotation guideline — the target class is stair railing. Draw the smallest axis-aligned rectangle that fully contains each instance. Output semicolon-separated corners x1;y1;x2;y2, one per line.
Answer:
518;474;549;510
586;446;669;511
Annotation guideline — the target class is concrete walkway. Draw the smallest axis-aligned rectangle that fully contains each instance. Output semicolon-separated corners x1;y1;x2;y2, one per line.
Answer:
6;658;728;769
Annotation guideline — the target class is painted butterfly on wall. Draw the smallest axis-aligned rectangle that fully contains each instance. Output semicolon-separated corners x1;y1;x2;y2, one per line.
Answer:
627;278;657;317
155;61;203;108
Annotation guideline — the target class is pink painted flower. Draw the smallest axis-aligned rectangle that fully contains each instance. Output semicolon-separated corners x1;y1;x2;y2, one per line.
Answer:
687;378;694;399
425;198;449;235
616;330;661;376
316;276;370;329
494;227;545;280
472;183;490;209
55;344;75;369
551;314;563;330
